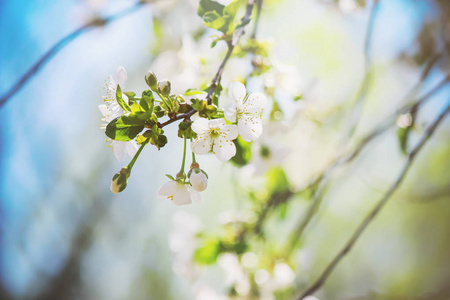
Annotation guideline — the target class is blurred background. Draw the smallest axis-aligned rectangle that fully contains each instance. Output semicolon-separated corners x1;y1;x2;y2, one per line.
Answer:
1;0;450;299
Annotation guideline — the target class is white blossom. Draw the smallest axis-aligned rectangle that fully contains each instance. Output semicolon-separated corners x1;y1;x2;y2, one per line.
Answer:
225;82;267;142
98;66;138;162
189;169;208;192
157;180;201;206
191;118;238;161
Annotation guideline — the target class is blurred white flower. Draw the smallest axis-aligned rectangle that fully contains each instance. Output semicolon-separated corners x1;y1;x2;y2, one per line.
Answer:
248;121;291;175
191;118;238;161
99;66;138;162
225;82;267;142
218;253;250;296
189;168;208;192
170;211;202;280
272;263;295;288
157;180;201;206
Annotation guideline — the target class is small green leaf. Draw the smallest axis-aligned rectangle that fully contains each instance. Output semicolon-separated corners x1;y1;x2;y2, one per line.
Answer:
131;102;144;113
141;90;155;113
198;0;225;18
123;91;136;98
185;88;206;96
105;115;145;141
165;174;175;181
116;85;131;112
397;127;409;155
193;239;222;265
266;167;290;194
223;0;240;18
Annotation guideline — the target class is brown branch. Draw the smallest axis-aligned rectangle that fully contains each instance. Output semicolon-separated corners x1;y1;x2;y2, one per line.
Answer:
297;103;450;299
205;0;256;105
0;1;151;109
158;0;256;128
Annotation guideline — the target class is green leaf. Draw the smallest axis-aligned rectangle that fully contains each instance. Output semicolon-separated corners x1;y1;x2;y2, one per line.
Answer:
131;102;144;114
141;90;155;113
116;85;131;112
230;136;252;167
185;88;206;96
397;127;409;155
203;12;229;32
198;0;225;18
123;91;136;99
105;115;145;141
223;0;240;18
266;167;290;194
193;239;221;265
165;174;175;181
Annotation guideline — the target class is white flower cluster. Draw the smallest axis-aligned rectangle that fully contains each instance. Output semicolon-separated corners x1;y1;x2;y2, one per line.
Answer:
191;82;267;161
158;82;267;206
98;66;138;162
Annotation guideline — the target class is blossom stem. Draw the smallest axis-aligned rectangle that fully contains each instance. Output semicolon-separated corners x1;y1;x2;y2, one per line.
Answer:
179;136;187;176
128;140;148;172
190;138;197;163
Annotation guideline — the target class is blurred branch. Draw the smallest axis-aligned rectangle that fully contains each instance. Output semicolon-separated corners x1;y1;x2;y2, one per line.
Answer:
0;1;151;109
251;0;263;39
297;102;450;299
344;0;380;140
285;69;450;254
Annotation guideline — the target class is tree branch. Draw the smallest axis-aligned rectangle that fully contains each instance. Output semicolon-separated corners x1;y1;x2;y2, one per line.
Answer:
0;1;151;109
297;102;450;299
205;0;256;105
344;0;380;140
285;72;450;254
158;0;256;128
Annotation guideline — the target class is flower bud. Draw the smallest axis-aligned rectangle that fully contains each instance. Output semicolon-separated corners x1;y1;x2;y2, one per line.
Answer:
189;168;208;192
110;167;130;193
145;71;158;90
158;80;171;96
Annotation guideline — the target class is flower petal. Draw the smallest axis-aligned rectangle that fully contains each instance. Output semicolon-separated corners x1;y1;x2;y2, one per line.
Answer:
213;137;236;161
191;134;212;155
157;181;178;196
98;104;109;117
224;103;237;123
113;66;128;88
126;141;139;158
222;125;239;140
228;81;246;104
209;118;226;128
191;117;210;134
112;141;126;162
173;185;192;206
238;116;263;142
189;189;201;203
242;92;267;114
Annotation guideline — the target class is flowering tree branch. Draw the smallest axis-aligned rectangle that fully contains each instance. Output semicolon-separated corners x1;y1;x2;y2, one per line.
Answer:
297;102;450;299
159;0;256;128
0;1;151;109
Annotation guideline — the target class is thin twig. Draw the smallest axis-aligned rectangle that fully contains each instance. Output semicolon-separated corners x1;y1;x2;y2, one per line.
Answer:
297;103;450;299
285;73;449;254
344;0;380;140
0;1;150;109
158;0;256;128
205;0;256;105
